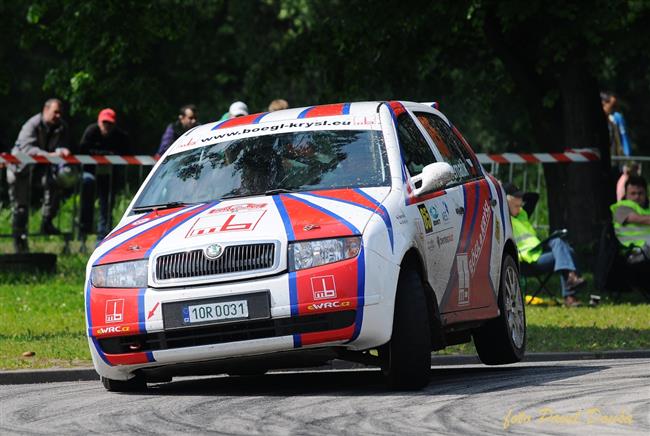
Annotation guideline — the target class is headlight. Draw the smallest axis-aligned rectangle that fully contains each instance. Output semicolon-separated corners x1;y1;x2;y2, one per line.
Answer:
91;260;149;288
289;236;362;271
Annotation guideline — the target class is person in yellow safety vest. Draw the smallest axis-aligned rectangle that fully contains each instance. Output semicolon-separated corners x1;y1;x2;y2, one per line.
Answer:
610;175;650;263
503;183;586;307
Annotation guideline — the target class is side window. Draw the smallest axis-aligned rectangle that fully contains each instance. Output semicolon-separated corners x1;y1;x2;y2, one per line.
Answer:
396;113;436;175
415;112;479;182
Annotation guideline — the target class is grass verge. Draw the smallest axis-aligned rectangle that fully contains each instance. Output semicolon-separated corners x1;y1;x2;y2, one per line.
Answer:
1;253;649;370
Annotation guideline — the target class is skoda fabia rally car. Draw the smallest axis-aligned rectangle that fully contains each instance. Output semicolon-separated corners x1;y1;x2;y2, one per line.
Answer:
85;101;525;391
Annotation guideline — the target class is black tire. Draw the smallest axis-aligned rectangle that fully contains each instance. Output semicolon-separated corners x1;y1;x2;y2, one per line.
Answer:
382;266;432;389
101;374;147;392
473;254;526;365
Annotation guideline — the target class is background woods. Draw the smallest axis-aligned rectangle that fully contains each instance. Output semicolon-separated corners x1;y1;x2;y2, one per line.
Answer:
1;0;649;246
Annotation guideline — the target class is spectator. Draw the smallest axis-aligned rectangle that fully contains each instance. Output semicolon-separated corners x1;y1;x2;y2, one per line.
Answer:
7;98;71;253
157;104;198;156
504;183;586;307
610;175;650;263
268;99;289;112
219;101;249;121
616;162;640;201
601;91;632;157
78;108;131;242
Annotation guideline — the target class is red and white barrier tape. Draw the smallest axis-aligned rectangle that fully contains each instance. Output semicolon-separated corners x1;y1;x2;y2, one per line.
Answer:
476;149;600;164
0;149;601;166
0;152;157;166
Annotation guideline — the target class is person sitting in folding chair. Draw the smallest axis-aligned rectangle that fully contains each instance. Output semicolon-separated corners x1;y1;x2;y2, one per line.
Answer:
504;183;586;307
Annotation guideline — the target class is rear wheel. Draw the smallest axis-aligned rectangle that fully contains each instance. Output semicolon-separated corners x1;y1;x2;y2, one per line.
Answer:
473;254;526;364
382;266;431;389
101;373;147;392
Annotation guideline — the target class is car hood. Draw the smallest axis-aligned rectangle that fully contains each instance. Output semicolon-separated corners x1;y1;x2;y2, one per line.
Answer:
90;188;391;267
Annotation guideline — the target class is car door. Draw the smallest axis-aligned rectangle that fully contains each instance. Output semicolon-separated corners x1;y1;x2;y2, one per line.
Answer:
393;111;464;307
412;111;498;318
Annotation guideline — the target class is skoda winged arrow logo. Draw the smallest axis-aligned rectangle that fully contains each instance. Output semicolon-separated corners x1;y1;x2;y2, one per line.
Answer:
204;244;224;259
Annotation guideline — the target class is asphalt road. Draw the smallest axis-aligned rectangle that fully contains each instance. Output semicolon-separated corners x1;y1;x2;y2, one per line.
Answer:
1;358;648;435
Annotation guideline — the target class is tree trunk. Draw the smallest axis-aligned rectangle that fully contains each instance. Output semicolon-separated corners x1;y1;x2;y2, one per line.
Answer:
544;63;613;249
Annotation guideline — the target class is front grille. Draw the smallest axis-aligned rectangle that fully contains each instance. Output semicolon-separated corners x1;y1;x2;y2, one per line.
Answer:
98;310;356;354
155;243;275;280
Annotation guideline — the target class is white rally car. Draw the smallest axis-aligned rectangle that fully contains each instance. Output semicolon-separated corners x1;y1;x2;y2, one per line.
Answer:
85;101;525;391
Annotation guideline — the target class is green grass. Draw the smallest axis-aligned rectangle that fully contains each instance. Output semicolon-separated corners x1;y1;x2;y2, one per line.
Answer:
441;299;650;355
0;254;90;370
1;250;649;369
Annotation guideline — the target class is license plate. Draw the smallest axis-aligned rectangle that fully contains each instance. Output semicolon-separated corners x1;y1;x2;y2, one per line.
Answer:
183;300;249;324
162;291;270;330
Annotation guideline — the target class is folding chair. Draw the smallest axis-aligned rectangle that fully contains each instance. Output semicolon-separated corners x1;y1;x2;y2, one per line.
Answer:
596;220;650;302
520;260;559;305
517;191;563;304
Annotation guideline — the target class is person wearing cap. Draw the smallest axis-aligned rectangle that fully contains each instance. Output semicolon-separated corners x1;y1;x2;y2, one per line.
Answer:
7;98;71;253
78;108;131;243
219;101;249;121
157;104;199;156
504;182;586;306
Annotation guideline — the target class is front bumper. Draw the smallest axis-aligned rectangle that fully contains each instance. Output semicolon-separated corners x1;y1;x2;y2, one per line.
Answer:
86;252;399;380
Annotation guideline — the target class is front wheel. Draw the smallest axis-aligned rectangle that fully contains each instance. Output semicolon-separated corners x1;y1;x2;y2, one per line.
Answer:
382;266;432;389
473;254;526;365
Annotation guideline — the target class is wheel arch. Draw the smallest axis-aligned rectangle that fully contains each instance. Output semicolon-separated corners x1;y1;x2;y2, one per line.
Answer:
399;247;445;350
503;238;519;271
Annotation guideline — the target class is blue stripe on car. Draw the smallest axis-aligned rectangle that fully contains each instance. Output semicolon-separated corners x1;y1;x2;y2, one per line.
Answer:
285;194;359;234
297;107;313;119
350;245;365;342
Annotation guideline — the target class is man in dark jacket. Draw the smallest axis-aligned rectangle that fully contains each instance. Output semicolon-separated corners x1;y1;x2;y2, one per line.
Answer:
157;104;198;155
7;98;71;253
78;108;131;242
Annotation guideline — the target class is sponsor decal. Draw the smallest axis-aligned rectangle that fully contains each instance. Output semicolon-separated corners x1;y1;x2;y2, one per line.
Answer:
395;212;408;225
311;275;337;300
127;245;141;252
95;325;130;335
209;203;267;214
105;299;124;323
147;302;160;320
428;205;441;226
352;115;380;126
201;119;366;145
457;253;470;305
307;301;351;311
436;233;454;248
186;209;267;237
417;204;433;234
441;200;450;222
179;137;196;148
469;201;491;276
303;224;321;231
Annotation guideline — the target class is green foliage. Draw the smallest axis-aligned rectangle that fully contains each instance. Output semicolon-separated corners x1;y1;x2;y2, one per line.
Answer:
1;0;649;155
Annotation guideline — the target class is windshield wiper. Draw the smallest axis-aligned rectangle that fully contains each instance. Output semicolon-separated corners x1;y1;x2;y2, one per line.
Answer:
264;188;295;195
131;201;193;214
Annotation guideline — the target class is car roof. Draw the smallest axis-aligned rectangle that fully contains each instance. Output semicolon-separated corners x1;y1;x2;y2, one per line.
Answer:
176;100;445;148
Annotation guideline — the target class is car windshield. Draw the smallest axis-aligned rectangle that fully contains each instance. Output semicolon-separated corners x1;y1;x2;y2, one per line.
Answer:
132;129;390;210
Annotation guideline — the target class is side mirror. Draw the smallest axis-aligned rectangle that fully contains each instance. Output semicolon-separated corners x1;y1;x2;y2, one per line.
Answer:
411;162;455;196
